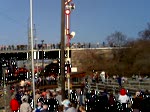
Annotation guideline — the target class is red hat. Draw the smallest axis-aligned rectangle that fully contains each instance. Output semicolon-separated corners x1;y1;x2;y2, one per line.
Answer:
120;88;126;95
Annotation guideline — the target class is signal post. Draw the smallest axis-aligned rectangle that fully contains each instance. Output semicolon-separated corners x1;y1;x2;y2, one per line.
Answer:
65;0;75;98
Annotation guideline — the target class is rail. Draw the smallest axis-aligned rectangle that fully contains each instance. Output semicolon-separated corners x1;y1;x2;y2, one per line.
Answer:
89;80;150;95
0;43;127;52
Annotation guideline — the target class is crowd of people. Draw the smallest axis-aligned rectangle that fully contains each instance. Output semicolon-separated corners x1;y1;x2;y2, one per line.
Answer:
8;83;150;112
0;42;107;51
9;86;86;112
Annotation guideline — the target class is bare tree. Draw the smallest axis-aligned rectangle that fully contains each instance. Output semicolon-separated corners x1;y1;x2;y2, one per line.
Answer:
139;23;150;40
106;31;128;47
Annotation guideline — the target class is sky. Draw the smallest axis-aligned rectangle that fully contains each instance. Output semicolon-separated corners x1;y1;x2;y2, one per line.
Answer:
0;0;150;45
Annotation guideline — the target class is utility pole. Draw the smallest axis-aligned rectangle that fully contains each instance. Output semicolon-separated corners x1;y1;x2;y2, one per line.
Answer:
60;0;66;100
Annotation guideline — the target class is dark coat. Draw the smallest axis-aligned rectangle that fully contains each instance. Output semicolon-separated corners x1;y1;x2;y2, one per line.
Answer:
41;109;49;112
132;97;142;110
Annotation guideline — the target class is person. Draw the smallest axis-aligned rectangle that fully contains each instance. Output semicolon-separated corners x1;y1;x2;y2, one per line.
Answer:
65;102;77;112
77;90;85;106
56;90;62;106
78;105;86;112
33;102;43;112
41;104;49;112
108;91;117;112
117;76;122;87
62;99;71;112
10;95;20;112
118;88;129;112
47;92;59;112
35;90;41;106
100;89;109;112
100;71;105;83
21;91;29;103
38;94;48;106
20;98;32;112
132;91;142;112
15;91;22;105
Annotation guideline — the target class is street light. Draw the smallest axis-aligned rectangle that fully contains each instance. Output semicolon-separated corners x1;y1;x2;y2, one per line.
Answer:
29;0;36;109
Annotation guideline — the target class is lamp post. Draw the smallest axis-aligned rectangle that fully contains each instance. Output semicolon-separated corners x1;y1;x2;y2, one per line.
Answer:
65;0;75;98
29;0;36;108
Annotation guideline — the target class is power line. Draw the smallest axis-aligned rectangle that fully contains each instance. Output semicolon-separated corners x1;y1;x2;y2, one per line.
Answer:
0;8;26;28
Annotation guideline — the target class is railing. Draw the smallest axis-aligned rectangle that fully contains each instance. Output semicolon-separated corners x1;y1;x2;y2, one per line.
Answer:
0;43;111;52
90;80;150;94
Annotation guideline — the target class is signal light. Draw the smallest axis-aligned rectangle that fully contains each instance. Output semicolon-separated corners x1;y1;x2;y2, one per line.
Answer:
65;3;75;10
71;3;75;10
65;9;71;15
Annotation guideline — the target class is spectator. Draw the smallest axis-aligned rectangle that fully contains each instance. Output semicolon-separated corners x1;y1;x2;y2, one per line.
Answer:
33;102;43;112
100;71;105;83
108;91;117;112
15;91;22;104
47;91;59;112
35;90;41;106
41;104;49;112
117;76;122;87
20;98;32;112
132;75;136;80
21;91;29;103
118;88;129;112
132;91;142;112
79;105;86;112
140;90;150;112
62;99;71;112
77;90;85;106
65;102;77;112
138;75;143;82
38;94;48;106
10;95;20;112
144;89;150;98
56;90;62;106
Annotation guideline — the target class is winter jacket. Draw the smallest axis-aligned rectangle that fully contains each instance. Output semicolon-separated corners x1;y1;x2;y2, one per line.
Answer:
20;102;32;112
10;98;20;111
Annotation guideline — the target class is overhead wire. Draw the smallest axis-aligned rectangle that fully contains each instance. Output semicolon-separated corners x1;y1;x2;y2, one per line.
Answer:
0;7;27;28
